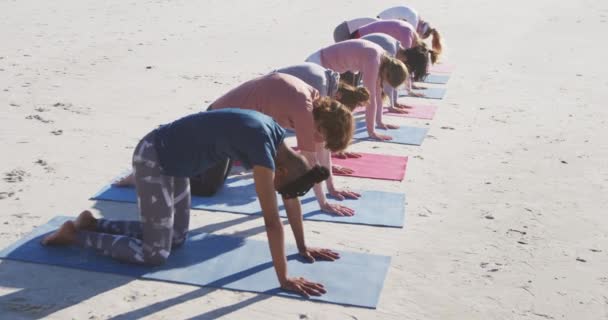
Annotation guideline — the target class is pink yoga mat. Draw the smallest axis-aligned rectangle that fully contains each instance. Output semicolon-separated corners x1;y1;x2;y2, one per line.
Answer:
332;152;407;181
428;63;455;74
237;151;408;181
354;103;437;120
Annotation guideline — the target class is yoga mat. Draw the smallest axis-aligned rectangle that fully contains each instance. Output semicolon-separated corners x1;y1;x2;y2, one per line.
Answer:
0;216;391;309
428;63;455;74
352;121;428;146
398;87;447;100
332;152;408;181
419;73;450;85
354;103;437;120
92;176;406;228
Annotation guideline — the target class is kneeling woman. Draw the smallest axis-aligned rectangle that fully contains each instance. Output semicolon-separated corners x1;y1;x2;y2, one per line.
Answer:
351;19;441;63
360;33;432;112
211;73;358;215
305;39;409;141
43;109;338;298
377;5;443;58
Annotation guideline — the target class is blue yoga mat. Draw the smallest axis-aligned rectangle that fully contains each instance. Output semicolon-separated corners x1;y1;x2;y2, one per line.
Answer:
352;121;428;146
0;216;391;309
420;73;450;85
92;176;405;228
398;87;447;99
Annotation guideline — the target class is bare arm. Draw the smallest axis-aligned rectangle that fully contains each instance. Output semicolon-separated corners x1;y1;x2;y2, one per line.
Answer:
253;166;288;286
301;150;355;216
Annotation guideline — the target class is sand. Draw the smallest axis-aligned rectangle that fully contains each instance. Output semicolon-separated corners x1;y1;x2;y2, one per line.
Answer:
1;0;607;319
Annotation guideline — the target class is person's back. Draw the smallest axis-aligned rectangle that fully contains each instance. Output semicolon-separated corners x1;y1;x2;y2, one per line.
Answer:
154;108;285;177
355;19;416;49
360;33;401;57
377;6;420;28
275;63;340;97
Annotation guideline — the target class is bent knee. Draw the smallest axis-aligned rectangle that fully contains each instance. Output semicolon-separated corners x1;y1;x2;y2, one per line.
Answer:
143;248;171;266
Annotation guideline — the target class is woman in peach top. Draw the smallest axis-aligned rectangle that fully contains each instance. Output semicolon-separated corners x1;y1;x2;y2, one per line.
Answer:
306;39;408;141
211;72;359;216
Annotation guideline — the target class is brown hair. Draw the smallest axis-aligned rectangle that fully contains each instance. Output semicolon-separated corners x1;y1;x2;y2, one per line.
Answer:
427;28;443;61
379;55;409;89
312;97;354;152
336;83;370;111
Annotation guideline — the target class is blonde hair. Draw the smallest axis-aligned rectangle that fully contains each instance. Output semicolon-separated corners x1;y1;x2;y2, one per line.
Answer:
379;55;409;89
312;97;354;152
336;83;370;111
426;28;443;61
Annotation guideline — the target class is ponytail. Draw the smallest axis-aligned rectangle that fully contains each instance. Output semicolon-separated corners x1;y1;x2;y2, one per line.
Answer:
336;83;370;111
430;28;443;60
312;97;354;152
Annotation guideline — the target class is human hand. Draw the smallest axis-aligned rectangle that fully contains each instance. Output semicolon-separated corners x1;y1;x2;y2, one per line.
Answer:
388;107;409;114
320;201;355;216
332;165;354;175
334;151;362;159
328;188;361;200
370;132;393;141
394;103;413;110
377;123;400;130
299;247;340;262
281;277;327;298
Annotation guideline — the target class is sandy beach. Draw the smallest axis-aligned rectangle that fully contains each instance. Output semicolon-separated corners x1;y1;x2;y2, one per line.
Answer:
1;0;608;319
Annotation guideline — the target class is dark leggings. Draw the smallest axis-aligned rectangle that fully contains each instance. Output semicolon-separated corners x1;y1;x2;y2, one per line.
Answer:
189;158;232;196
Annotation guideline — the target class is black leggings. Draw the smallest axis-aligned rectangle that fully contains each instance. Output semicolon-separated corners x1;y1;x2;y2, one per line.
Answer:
189;158;233;197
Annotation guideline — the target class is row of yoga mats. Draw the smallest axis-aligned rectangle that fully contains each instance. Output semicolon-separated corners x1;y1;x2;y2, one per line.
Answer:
0;216;391;309
92;174;406;228
0;63;454;309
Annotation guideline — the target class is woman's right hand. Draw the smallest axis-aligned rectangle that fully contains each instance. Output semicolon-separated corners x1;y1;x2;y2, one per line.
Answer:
281;277;326;298
370;132;393;141
388;107;409;114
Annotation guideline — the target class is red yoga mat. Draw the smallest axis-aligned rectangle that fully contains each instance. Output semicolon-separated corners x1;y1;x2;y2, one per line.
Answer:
354;103;437;120
234;152;408;181
332;152;408;181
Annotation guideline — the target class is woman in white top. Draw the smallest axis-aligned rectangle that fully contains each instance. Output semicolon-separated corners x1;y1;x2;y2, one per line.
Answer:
377;5;443;59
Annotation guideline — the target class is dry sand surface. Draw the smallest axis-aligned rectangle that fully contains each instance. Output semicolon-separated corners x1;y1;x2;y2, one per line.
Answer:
1;0;608;319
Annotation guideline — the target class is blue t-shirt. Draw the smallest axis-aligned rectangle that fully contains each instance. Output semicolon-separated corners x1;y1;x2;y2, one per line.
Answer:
153;108;286;177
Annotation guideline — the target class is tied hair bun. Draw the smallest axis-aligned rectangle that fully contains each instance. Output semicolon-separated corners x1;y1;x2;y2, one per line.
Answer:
277;165;330;199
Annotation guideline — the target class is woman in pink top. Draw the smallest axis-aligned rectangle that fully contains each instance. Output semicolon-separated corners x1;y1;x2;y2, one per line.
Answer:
353;19;441;63
377;6;444;59
306;39;408;141
211;72;359;216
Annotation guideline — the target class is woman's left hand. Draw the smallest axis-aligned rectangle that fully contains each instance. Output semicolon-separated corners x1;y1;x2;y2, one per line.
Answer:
332;165;354;175
329;188;361;200
378;123;400;130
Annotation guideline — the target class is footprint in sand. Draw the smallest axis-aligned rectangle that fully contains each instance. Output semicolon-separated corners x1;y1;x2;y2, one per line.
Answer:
4;169;28;183
51;129;63;135
25;114;53;123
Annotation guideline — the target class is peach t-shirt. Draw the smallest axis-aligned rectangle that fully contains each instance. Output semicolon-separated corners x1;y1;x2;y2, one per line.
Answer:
318;39;385;133
211;73;323;152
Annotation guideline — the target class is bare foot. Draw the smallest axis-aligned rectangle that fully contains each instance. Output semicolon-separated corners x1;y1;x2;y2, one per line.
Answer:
41;221;77;246
75;210;97;231
113;172;135;187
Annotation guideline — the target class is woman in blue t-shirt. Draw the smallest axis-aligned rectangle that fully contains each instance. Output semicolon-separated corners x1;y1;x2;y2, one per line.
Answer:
42;109;340;298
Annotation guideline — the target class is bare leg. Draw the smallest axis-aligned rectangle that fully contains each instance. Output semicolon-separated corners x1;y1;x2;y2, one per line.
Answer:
74;210;97;231
41;221;77;246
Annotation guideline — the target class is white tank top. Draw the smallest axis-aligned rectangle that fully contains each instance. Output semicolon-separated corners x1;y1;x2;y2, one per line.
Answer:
377;6;419;28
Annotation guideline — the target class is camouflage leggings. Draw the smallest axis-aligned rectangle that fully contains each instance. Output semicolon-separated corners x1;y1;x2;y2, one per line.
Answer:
75;131;191;265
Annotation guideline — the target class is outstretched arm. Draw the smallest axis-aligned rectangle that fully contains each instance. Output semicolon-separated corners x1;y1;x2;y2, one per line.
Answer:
253;166;326;298
283;197;340;263
316;146;360;201
301;150;355;216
